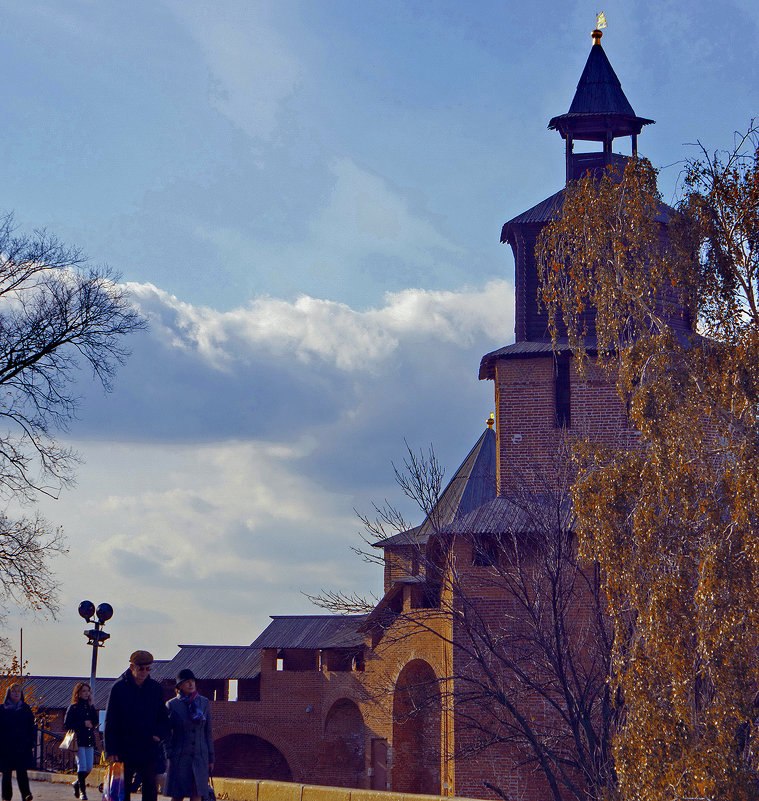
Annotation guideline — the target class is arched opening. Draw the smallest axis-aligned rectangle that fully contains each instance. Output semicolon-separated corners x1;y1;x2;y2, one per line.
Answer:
316;698;365;788
392;659;441;794
213;733;292;781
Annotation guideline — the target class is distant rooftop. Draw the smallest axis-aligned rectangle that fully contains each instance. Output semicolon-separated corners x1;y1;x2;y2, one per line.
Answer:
153;645;261;681
250;615;367;651
14;675;117;710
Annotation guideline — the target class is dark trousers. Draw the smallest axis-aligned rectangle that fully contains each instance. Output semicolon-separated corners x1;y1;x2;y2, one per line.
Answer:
124;758;158;801
2;768;30;801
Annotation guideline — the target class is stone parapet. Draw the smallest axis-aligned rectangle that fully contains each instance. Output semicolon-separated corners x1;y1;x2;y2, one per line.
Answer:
28;772;473;801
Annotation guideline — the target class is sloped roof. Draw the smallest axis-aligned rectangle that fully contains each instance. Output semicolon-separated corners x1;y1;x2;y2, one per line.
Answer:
568;41;636;116
501;188;565;243
479;339;577;380
442;495;574;536
250;615;367;650
155;646;261;681
372;425;497;548
17;676;117;710
548;38;653;138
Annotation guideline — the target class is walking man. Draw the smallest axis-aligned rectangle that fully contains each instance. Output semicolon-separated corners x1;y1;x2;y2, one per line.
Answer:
104;651;170;801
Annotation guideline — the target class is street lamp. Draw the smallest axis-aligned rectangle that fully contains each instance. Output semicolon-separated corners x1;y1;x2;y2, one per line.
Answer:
78;601;113;699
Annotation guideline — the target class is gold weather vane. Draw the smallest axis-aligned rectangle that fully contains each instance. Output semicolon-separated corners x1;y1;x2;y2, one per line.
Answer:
596;11;608;29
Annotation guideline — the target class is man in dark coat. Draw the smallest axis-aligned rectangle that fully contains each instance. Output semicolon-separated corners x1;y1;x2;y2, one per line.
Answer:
104;650;170;801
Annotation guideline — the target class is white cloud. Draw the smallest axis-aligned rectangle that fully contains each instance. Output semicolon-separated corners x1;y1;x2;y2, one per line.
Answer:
127;278;513;374
13;435;367;674
10;276;514;676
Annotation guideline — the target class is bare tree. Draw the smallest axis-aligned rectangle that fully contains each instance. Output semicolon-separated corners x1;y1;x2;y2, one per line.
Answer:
0;213;144;624
311;437;616;801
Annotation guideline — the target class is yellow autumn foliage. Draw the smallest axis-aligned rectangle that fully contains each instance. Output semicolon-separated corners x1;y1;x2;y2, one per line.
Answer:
537;125;759;801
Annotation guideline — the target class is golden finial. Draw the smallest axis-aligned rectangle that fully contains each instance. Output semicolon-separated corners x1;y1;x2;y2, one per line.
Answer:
592;11;607;44
487;413;495;428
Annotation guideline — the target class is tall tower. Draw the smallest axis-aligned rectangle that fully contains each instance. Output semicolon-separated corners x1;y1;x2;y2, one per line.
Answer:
496;26;654;348
480;28;652;490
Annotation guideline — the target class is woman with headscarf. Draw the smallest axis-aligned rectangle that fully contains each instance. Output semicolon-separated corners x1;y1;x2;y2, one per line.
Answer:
63;682;99;800
165;670;214;801
0;683;34;801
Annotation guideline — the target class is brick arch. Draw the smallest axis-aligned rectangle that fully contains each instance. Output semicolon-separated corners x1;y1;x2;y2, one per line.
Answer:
213;732;292;781
392;658;441;795
388;650;445;685
313;698;366;789
211;720;302;780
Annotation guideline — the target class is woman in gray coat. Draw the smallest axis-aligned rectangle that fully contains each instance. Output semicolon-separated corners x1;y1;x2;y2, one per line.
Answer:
165;670;214;801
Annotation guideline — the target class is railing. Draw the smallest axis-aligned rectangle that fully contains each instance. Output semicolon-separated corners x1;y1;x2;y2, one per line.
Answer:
36;727;104;772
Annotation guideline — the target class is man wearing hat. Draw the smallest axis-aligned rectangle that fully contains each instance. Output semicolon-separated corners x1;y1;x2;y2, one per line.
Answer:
104;651;170;801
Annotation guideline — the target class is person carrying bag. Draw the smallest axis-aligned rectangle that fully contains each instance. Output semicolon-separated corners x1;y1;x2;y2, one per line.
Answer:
64;682;99;800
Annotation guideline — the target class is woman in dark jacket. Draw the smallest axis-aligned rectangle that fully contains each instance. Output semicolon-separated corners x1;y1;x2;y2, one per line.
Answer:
63;683;99;800
0;683;34;801
165;670;213;801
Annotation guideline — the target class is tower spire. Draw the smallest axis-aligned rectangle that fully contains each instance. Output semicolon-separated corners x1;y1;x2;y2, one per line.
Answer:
548;24;654;182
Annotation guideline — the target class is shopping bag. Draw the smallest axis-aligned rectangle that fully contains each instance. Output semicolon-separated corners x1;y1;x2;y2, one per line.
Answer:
102;762;125;801
60;730;78;751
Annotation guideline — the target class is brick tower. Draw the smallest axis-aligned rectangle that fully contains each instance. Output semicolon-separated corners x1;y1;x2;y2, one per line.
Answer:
480;26;655;491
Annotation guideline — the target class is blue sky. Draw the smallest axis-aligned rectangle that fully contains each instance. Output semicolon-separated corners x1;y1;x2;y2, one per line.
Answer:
1;0;757;679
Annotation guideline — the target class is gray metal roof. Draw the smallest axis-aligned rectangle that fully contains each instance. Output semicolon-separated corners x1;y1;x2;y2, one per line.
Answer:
250;615;366;650
16;676;117;710
373;425;497;548
134;659;172;681
501;189;565;242
441;495;574;536
378;524;424;548
479;339;577;380
156;646;261;681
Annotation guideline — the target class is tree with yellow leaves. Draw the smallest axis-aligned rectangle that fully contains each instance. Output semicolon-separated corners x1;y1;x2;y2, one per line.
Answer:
537;124;759;801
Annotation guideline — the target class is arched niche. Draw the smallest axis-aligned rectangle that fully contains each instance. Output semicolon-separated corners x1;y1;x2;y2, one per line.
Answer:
392;659;441;794
315;698;366;788
213;733;292;781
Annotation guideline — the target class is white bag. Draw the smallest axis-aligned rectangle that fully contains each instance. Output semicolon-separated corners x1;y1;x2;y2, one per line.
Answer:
59;730;78;751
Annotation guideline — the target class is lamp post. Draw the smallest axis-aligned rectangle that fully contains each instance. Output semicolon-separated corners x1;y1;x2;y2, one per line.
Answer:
78;601;113;700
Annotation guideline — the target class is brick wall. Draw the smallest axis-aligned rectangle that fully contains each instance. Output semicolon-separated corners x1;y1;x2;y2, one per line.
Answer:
495;354;629;492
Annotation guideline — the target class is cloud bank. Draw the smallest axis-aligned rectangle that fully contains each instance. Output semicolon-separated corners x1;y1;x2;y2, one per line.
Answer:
16;278;514;676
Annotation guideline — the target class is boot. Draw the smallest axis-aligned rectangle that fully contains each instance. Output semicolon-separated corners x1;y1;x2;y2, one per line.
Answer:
77;773;88;801
72;781;79;799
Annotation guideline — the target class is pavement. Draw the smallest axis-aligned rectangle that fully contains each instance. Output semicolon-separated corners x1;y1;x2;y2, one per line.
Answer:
21;779;81;801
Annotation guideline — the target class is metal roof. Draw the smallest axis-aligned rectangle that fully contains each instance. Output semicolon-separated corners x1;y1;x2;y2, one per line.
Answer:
373;425;497;548
501;189;565;243
548;39;654;138
139;659;172;681
500;174;670;246
378;523;424;548
442;495;574;536
250;615;367;650
15;676;118;710
156;646;261;681
479;339;578;380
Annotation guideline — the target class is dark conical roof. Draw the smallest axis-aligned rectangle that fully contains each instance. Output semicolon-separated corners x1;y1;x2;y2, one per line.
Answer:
548;34;653;141
373;424;497;548
568;40;636;117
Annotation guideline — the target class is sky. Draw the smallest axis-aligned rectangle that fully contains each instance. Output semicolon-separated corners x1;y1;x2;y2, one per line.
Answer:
0;0;757;680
